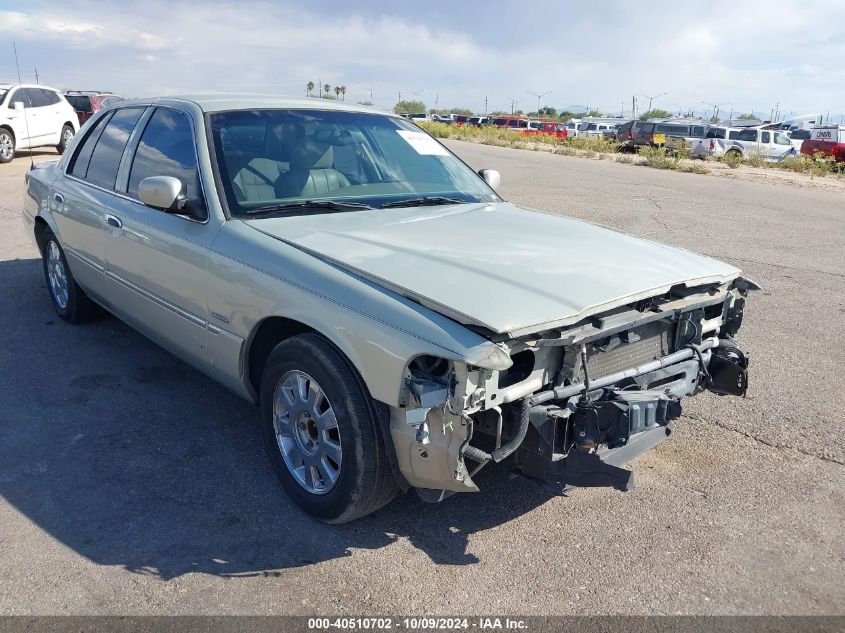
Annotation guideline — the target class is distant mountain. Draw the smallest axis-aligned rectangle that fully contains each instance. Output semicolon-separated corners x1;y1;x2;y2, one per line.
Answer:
559;105;590;113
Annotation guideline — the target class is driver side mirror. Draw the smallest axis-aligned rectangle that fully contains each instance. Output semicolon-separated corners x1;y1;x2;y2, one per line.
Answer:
479;169;501;190
139;176;188;213
13;101;24;112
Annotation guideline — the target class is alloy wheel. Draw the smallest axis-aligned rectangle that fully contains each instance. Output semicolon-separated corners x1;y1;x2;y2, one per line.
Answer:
272;370;343;494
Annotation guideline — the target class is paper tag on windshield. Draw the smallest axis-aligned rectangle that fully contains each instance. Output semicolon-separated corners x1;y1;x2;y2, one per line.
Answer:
397;130;449;156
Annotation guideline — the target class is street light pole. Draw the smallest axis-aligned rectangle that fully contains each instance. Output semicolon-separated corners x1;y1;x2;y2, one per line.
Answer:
702;101;729;122
527;90;552;116
636;92;667;117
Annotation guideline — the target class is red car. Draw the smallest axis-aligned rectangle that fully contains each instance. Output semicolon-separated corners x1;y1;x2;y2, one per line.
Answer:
800;126;845;162
534;121;568;138
63;91;124;125
490;116;530;130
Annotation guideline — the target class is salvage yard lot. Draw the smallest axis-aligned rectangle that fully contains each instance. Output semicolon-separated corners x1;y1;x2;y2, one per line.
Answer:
0;140;842;614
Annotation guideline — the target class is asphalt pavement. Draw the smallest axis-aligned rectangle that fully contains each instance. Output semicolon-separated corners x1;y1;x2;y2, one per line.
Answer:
0;142;842;615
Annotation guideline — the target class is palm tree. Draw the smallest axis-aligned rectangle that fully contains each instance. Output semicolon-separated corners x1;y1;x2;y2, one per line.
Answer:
340;85;346;101
306;81;314;97
334;86;341;99
323;84;331;98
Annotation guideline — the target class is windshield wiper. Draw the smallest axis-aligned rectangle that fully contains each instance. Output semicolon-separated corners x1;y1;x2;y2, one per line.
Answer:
245;199;374;216
380;196;467;209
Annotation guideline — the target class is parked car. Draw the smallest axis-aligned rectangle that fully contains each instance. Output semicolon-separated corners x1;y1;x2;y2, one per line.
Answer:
63;91;124;125
453;114;469;126
577;120;620;138
800;126;845;162
615;120;640;150
534;121;568;138
657;121;711;154
490;116;529;130
785;128;811;153
467;116;490;127
23;96;756;522
561;118;581;137
692;126;796;161
0;83;79;163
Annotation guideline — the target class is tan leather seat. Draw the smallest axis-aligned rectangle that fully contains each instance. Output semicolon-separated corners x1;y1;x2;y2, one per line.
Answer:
274;145;350;199
230;123;296;202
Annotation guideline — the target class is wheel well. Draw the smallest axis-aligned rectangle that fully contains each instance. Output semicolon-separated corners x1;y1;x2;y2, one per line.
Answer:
0;125;14;142
247;317;316;392
34;217;50;255
63;121;76;131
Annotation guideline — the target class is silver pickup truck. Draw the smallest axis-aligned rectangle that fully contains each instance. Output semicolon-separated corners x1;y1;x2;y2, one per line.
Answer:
23;96;756;522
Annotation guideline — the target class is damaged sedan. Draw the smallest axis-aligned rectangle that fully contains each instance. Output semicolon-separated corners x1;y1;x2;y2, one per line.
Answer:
22;96;755;522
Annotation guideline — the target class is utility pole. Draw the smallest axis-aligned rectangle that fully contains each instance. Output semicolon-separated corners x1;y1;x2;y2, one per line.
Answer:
632;95;637;119
484;96;488;114
369;82;373;105
435;91;439;112
527;90;552;116
318;77;322;99
702;101;728;122
34;67;39;84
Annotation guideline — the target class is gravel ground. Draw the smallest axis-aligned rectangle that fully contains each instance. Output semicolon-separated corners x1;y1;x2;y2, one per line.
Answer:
0;143;842;616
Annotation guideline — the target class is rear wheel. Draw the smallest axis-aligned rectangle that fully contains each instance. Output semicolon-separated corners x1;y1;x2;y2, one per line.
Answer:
41;229;99;323
259;334;398;523
56;125;74;155
0;128;14;163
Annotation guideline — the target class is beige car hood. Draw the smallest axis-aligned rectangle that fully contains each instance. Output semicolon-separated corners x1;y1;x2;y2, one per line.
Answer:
244;202;740;337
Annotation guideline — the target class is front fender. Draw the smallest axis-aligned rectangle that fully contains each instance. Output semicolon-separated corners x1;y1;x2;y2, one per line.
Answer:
208;221;505;406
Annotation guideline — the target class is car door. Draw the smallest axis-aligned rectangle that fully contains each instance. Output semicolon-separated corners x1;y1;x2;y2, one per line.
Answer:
102;105;221;371
772;131;795;160
52;107;147;302
5;88;35;145
21;88;53;140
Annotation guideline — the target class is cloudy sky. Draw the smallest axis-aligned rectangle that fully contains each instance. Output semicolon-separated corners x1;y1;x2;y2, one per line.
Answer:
2;0;843;119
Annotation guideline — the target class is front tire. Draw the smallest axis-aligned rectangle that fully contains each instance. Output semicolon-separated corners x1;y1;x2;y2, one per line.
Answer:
56;125;74;155
259;334;398;523
0;128;14;163
41;229;99;323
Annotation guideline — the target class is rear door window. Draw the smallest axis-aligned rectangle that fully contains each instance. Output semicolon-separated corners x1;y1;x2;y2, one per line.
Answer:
736;129;758;142
38;89;61;106
66;95;92;111
691;126;705;137
84;107;145;189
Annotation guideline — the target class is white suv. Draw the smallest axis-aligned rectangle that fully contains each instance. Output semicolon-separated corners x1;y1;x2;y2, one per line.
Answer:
0;84;79;163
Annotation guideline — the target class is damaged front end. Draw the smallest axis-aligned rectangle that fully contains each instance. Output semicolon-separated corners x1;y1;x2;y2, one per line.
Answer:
390;276;757;501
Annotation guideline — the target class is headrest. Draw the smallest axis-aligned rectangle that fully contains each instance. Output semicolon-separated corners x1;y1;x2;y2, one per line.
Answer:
311;145;334;169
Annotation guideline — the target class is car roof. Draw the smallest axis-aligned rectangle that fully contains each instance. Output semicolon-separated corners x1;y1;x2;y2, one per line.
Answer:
0;83;61;91
64;90;120;96
121;93;397;116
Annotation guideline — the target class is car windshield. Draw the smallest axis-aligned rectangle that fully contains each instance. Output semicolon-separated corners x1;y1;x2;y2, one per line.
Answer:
209;109;499;216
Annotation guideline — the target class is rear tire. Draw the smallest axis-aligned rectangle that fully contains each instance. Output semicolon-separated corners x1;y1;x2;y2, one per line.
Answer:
0;128;14;163
259;333;398;523
41;229;99;323
56;125;74;155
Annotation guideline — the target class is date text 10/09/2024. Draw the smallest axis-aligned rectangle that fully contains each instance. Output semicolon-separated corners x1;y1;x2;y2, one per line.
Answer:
307;618;528;631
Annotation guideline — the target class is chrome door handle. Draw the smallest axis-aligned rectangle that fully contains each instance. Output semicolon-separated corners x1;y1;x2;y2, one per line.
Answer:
53;193;64;205
105;214;123;229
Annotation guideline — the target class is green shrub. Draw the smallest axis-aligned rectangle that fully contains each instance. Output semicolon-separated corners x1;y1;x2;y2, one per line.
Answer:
639;146;680;169
723;151;742;169
746;152;768;168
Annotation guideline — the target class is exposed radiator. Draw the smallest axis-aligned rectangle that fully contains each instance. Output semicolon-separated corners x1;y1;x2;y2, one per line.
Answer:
584;320;676;379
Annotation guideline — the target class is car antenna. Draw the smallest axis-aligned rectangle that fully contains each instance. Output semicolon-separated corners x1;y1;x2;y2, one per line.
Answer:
12;41;35;171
